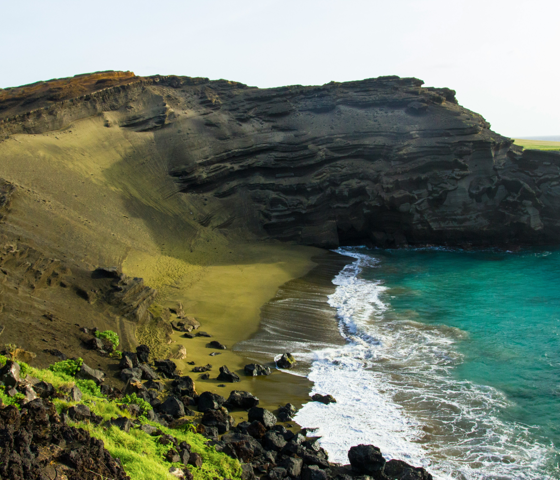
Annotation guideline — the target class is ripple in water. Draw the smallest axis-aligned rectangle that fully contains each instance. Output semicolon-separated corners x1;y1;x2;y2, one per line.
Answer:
294;248;558;480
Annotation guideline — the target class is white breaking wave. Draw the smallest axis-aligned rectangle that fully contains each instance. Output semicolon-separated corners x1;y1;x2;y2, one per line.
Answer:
294;247;556;480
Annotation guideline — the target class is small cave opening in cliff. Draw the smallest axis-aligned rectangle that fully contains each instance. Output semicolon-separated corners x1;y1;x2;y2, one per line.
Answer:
336;225;369;247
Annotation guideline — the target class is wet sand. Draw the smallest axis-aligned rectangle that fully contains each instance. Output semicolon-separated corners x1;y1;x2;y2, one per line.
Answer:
158;248;352;422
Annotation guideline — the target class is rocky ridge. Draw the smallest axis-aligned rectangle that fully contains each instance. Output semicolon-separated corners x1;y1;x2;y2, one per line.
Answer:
2;70;559;248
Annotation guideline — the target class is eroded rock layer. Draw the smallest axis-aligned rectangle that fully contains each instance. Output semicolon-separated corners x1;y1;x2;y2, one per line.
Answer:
1;71;559;248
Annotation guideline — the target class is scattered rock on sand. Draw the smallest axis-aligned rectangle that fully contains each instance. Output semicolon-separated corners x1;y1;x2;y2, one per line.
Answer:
244;363;271;376
276;353;296;369
217;365;240;383
192;364;212;372
207;340;227;350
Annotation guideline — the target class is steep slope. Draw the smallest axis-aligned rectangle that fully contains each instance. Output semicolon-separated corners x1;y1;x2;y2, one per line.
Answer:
2;70;558;249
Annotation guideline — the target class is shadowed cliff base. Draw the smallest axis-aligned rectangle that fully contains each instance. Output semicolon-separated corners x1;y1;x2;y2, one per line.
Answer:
2;70;560;250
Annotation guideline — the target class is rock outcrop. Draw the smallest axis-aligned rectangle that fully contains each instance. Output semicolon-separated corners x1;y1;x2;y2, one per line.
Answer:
1;70;558;248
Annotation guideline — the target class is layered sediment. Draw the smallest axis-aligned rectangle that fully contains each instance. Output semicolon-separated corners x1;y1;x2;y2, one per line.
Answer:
2;70;559;248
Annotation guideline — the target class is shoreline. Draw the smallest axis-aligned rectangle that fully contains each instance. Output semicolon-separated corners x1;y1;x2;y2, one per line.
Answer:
150;242;337;417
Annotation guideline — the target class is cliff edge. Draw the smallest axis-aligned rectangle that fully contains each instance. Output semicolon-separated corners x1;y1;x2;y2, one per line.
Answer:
1;70;559;249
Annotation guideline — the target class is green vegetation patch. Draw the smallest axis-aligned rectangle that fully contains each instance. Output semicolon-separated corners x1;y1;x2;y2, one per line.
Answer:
0;356;241;480
514;138;560;151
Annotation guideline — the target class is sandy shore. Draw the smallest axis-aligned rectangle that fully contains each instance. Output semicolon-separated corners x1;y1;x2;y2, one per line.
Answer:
0;114;334;420
152;242;325;419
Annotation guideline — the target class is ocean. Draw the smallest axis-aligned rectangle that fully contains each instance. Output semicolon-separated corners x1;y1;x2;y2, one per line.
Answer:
236;247;560;479
292;247;560;479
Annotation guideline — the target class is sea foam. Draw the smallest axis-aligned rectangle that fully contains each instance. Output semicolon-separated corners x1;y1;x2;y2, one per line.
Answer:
293;248;556;480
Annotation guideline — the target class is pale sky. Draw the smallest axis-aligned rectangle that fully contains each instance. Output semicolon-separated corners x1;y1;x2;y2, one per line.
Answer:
1;0;558;137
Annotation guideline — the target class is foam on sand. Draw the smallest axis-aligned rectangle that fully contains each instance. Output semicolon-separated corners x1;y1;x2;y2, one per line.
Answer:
294;248;555;480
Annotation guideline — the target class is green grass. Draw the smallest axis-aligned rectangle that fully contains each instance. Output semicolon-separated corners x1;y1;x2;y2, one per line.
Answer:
0;355;241;480
513;139;560;151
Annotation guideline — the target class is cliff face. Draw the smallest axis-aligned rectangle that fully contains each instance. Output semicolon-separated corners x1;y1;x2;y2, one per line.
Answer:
1;71;559;248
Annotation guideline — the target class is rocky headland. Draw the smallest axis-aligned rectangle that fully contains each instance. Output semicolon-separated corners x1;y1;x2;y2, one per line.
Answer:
0;70;559;479
2;70;559;248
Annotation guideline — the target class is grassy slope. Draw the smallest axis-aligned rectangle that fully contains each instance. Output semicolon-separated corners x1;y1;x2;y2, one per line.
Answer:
0;355;241;480
513;138;560;151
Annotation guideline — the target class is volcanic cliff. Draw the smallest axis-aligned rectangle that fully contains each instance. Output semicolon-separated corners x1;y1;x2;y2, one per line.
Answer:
2;70;559;249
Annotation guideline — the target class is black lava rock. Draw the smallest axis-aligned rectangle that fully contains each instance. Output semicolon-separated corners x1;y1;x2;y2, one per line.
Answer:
244;363;271;376
248;407;277;429
217;365;240;383
198;391;225;412
225;390;259;410
348;444;386;476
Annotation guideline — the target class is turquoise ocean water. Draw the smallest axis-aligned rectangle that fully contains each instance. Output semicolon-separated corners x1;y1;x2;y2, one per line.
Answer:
294;247;560;479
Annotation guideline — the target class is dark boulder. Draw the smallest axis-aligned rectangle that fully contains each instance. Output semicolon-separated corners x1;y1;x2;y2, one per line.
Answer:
303;453;330;469
119;351;138;369
247;420;267;439
120;367;142;382
188;452;203;468
312;393;337;404
86;337;104;350
159;433;178;446
77;363;105;385
241;463;255;480
222;433;264;462
225;390;259;410
262;431;287;452
171;376;197;397
244;363;271;376
67;404;91;421
136;344;150;363
192;364;212;372
0;360;20;387
384;459;433;480
277;403;296;421
138;364;159;380
198;391;225;412
141;424;158;435
154;359;178;378
207;341;227;350
33;381;55;399
217;365;240;383
165;448;181;463
348;444;386;476
108;416;133;432
159;396;185;418
69;386;83;402
302;465;329;480
201;408;231;434
145;379;164;391
279;457;303;478
276;353;296;369
248;407;277;429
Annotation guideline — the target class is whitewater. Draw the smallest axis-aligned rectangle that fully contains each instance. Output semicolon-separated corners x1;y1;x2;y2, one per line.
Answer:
293;248;557;480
